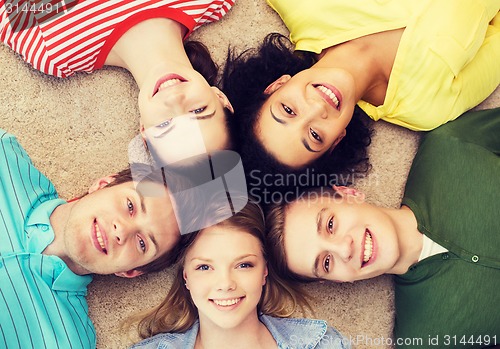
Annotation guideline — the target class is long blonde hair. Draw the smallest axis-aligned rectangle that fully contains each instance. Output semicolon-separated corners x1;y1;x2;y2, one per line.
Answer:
125;195;312;339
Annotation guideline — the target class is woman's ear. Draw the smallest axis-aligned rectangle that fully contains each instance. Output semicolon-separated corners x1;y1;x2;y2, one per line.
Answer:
211;87;234;114
262;265;268;286
264;75;292;94
183;270;190;290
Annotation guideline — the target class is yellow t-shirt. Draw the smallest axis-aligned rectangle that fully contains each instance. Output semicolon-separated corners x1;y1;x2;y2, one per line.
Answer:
268;0;500;131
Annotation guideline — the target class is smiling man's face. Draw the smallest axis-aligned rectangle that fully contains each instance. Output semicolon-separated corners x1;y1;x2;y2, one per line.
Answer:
58;179;179;276
282;187;401;282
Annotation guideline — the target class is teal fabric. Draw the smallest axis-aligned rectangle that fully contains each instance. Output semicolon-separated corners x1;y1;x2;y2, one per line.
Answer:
397;108;500;348
0;130;96;349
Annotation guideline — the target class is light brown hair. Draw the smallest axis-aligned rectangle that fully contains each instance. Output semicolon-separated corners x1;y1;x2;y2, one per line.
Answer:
125;195;312;339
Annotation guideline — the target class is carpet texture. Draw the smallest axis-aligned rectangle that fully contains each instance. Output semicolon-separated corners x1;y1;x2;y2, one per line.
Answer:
1;1;498;348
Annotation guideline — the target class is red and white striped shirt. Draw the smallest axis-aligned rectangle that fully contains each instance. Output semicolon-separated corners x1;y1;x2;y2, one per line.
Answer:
1;0;235;77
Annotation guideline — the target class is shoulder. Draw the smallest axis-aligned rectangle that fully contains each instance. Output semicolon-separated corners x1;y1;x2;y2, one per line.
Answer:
130;322;199;349
260;315;349;348
0;129;31;162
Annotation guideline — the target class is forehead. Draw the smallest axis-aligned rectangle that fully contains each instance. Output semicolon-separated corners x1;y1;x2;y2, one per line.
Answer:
283;194;342;259
187;227;263;259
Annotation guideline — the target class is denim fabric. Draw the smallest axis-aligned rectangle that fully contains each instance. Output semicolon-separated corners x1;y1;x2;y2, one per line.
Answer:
130;314;350;349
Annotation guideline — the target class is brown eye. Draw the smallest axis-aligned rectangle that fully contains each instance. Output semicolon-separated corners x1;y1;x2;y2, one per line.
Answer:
324;255;331;272
327;217;334;233
310;128;322;143
282;104;296;115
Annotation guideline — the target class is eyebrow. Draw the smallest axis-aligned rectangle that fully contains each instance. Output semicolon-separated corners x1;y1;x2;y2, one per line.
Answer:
195;109;216;120
302;138;320;153
312;207;328;277
270;105;286;124
270;106;320;153
190;253;258;263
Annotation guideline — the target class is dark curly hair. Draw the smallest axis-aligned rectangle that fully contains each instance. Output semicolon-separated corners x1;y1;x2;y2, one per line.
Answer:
222;33;372;205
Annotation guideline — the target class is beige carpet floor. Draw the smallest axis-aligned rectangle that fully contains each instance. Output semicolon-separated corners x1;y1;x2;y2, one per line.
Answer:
1;1;499;348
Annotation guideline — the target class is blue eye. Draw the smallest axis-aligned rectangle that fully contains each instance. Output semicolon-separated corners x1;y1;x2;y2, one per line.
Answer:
191;107;206;114
156;118;172;128
196;265;210;271
238;262;253;269
127;199;134;214
138;237;146;252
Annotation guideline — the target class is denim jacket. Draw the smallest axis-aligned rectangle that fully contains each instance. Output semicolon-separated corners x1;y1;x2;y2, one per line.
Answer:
130;314;349;349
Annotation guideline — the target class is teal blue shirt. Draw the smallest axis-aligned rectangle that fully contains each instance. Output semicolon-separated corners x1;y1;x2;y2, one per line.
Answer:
0;130;96;348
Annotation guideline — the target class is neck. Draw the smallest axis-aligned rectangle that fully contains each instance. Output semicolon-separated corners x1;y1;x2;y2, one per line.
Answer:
317;29;402;106
106;18;191;86
385;206;423;274
196;313;275;349
46;201;90;275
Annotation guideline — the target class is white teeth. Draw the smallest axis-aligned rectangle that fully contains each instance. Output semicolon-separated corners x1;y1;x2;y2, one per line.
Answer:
159;78;182;90
213;298;241;306
363;231;373;263
316;85;340;108
95;223;106;251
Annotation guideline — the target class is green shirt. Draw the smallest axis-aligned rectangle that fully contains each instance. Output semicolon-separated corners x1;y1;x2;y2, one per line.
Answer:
397;108;500;348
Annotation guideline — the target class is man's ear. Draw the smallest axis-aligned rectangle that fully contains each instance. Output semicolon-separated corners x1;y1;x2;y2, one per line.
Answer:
211;87;234;114
332;185;366;202
88;175;117;194
328;129;347;154
115;269;144;278
264;75;292;95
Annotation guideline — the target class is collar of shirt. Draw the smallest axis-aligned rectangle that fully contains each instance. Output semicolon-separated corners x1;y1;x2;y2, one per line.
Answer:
25;198;93;292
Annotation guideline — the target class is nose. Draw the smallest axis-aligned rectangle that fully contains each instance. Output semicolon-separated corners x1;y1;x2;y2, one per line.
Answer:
215;270;237;292
112;220;135;246
161;90;186;108
305;97;328;120
330;235;353;262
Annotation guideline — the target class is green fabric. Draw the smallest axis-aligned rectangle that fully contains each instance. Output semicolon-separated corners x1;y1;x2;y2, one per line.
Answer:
397;108;500;348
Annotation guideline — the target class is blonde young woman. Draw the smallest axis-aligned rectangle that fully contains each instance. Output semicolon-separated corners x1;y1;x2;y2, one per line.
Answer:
127;197;350;349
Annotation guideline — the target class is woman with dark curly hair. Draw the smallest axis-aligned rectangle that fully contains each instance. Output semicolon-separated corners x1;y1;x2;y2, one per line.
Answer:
223;34;372;201
222;0;499;200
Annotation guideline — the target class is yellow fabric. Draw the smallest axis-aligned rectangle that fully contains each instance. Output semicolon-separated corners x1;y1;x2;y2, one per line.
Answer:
268;0;500;131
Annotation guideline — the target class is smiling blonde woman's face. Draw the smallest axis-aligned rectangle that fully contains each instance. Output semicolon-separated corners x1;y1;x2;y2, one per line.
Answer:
183;227;267;330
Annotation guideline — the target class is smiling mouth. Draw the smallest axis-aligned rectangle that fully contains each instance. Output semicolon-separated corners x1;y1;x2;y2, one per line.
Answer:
152;74;187;97
212;297;243;307
313;84;341;110
94;220;107;254
362;229;373;267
